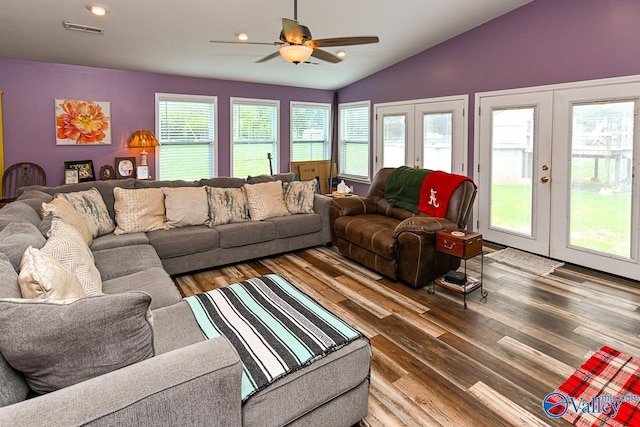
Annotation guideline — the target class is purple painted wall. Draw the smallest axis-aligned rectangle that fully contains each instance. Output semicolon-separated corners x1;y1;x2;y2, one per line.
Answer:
0;59;332;185
338;0;640;194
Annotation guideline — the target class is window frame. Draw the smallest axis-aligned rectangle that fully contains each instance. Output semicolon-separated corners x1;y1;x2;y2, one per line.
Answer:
338;100;371;183
230;97;280;178
290;101;331;162
154;92;218;180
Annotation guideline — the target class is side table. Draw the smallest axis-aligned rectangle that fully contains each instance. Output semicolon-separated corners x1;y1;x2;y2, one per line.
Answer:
431;228;488;309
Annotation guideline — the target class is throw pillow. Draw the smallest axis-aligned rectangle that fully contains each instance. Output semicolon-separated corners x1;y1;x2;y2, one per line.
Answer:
244;180;290;221
0;221;46;272
60;188;115;238
0;292;154;394
113;187;168;235
283;180;316;214
42;217;102;296
18;246;86;300
206;186;249;226
163;186;209;228
42;196;93;245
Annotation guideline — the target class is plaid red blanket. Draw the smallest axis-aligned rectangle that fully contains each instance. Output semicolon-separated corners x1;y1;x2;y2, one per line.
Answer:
545;346;640;426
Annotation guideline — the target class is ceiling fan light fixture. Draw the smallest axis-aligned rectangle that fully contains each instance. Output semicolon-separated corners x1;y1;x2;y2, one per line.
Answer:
279;44;312;63
87;4;109;17
336;50;346;58
236;32;249;41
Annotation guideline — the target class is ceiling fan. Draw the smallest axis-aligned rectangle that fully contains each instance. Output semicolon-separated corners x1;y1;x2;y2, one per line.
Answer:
210;0;379;64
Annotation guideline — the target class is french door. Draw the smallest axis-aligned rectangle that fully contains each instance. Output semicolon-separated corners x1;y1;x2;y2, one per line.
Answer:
477;80;640;279
375;96;467;174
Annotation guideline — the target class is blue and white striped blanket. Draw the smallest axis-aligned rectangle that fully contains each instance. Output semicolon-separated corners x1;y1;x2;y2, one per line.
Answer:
184;274;367;402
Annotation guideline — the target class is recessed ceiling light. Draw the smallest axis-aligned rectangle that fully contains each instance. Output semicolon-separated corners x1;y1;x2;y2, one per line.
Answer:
236;32;249;41
336;50;346;58
87;4;109;17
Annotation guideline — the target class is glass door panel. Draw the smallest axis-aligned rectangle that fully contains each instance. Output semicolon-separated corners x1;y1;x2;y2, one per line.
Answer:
490;108;535;236
569;101;635;259
422;112;453;172
382;114;407;168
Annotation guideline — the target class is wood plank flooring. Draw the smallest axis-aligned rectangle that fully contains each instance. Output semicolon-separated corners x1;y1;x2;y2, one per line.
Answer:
172;245;640;426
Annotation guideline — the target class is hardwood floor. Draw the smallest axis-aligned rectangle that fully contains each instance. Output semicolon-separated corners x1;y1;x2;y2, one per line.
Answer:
172;245;640;426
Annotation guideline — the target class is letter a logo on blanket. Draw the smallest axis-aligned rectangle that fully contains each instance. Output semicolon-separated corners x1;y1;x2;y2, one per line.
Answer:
428;188;440;209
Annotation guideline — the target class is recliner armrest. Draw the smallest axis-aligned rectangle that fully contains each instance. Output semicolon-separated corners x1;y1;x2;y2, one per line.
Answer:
394;216;458;238
329;197;377;217
0;338;242;427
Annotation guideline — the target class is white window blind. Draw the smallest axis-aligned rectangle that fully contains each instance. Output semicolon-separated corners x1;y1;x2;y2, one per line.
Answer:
339;101;370;181
156;94;217;181
291;102;330;162
232;98;279;177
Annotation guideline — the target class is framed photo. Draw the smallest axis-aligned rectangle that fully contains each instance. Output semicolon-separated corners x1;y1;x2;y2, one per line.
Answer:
64;169;79;185
64;160;95;182
115;157;136;179
100;165;115;180
137;165;150;180
55;99;111;145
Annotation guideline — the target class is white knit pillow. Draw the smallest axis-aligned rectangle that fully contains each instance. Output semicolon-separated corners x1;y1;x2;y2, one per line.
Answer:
244;181;290;221
113;188;168;235
41;217;102;296
163;187;209;228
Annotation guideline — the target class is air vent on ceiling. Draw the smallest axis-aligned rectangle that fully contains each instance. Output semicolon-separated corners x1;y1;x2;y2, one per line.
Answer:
62;21;104;35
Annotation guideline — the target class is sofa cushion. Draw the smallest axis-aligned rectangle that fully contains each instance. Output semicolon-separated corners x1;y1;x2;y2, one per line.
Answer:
42;196;93;245
114;187;168;235
0;221;46;272
90;232;149;251
151;300;205;355
147;226;219;258
199;177;246;188
244;181;290;221
246;172;296;184
15;189;53;215
93;244;163;281
333;214;400;260
18;247;86;300
283;180;316;214
60;188;116;238
163;186;209;228
0;352;29;408
101;267;182;310
216;221;276;248
0;292;154;394
266;213;323;239
42;217;102;296
0;201;41;232
206;187;249;226
0;253;20;299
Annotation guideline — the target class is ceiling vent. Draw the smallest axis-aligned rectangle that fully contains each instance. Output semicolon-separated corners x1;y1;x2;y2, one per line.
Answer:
62;21;104;35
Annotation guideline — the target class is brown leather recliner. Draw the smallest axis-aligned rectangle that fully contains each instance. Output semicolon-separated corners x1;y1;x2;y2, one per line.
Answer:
329;168;477;288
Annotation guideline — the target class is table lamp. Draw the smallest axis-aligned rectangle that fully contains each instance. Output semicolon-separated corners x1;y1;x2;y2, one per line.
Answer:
127;130;158;166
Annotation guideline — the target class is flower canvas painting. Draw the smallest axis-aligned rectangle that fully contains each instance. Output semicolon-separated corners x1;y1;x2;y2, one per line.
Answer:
55;99;111;145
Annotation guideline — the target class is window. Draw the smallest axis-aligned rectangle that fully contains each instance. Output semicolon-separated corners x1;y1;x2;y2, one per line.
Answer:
338;101;370;181
155;93;217;181
290;102;330;162
231;98;279;177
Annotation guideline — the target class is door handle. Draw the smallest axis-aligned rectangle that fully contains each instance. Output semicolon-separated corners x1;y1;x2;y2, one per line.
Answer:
540;176;550;183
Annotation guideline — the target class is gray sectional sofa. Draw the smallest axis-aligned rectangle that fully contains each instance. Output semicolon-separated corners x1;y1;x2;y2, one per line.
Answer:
0;175;371;426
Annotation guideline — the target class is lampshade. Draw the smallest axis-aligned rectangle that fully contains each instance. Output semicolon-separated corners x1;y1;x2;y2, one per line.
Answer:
128;130;158;150
279;44;313;64
128;130;158;166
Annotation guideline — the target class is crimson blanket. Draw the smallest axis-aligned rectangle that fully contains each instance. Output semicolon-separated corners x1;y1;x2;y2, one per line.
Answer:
417;170;475;217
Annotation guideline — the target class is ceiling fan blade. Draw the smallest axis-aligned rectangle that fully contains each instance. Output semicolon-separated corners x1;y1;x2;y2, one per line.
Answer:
210;40;279;46
281;18;305;44
311;48;342;64
308;36;379;48
256;51;282;63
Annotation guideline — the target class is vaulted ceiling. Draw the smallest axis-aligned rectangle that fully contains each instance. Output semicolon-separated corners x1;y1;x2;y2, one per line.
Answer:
0;0;532;90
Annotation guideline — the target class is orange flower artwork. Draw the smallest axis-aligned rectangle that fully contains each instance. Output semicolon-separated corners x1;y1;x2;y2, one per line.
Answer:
55;99;111;145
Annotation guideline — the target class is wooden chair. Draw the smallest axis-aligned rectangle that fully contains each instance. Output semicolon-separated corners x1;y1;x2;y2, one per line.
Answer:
0;162;47;207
